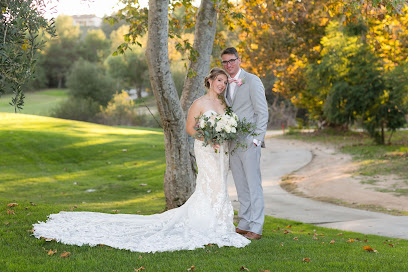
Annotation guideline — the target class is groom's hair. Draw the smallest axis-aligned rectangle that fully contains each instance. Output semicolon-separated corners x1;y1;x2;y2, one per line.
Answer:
221;47;239;58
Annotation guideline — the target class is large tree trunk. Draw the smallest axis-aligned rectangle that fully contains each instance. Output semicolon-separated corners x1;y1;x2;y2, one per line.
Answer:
146;0;195;209
180;0;219;113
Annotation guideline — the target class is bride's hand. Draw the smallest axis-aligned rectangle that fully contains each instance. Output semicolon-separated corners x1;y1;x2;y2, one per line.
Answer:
212;143;220;150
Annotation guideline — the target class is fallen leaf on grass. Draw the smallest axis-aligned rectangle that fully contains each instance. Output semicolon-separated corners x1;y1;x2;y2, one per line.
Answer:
293;237;299;241
30;202;36;206
260;270;271;272
60;252;71;258
7;210;15;215
240;266;249;271
187;265;195;271
337;233;343;236
7;203;18;207
363;246;378;253
347;239;355;243
122;149;128;152
48;249;57;256
206;243;215;247
139;255;143;259
330;240;335;244
283;230;291;234
134;267;145;271
42;237;56;242
286;225;292;228
303;258;311;262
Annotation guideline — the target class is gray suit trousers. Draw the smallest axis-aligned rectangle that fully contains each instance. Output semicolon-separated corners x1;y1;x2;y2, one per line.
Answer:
230;144;264;235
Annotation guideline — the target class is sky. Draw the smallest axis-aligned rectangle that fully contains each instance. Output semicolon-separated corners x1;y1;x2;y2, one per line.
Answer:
45;0;147;18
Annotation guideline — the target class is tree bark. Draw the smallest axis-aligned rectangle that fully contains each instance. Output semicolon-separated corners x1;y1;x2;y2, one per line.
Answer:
180;0;219;113
146;0;195;209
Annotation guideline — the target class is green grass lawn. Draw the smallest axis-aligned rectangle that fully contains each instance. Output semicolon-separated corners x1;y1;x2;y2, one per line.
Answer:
0;89;68;116
1;114;407;271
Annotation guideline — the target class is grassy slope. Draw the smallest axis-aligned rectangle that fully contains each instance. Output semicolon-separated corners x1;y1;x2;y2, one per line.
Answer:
0;89;68;116
1;114;407;271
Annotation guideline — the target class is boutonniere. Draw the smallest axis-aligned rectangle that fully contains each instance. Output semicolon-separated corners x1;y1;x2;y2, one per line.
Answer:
228;77;245;86
237;78;245;86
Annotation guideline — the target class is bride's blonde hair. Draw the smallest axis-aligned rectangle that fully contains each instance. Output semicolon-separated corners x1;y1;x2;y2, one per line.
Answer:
204;67;228;89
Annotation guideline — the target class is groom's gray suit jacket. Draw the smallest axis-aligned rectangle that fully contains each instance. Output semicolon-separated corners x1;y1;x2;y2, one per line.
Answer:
224;68;268;235
224;69;268;145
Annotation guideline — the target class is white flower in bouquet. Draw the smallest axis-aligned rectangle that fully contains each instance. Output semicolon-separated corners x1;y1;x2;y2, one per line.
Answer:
209;115;216;127
199;119;206;128
194;107;257;153
215;124;222;132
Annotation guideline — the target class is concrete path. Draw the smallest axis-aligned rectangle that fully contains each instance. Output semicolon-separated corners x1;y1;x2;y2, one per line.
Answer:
227;134;408;240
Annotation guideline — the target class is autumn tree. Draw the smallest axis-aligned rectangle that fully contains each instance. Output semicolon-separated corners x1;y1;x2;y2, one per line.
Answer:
237;0;408;127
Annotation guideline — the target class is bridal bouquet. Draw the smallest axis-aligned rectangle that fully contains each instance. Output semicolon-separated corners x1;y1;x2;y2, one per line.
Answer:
194;107;257;152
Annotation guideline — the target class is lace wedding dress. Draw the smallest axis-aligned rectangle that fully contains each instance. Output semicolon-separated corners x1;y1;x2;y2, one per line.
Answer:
33;111;250;253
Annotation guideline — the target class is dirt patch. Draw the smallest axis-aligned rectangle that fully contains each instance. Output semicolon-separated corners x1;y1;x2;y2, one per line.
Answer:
278;139;408;215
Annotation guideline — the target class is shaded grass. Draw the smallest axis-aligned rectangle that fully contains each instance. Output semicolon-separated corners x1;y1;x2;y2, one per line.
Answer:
0;89;68;116
0;113;166;214
1;115;408;271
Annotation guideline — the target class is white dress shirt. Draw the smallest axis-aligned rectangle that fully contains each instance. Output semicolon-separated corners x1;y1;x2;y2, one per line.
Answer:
229;68;242;100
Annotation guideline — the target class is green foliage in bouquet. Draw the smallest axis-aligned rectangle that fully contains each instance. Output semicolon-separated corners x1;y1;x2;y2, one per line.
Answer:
194;107;257;152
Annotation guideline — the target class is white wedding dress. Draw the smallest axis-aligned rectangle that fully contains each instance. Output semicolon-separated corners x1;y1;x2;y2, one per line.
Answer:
33;110;250;253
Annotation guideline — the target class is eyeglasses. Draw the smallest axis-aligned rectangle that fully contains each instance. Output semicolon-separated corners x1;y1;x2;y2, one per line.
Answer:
221;58;238;66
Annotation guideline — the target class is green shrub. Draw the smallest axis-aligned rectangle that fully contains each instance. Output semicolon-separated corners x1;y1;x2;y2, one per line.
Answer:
51;97;101;122
66;59;116;106
98;91;162;128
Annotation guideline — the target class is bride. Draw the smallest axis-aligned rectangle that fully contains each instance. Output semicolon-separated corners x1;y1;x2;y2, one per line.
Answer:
33;68;250;253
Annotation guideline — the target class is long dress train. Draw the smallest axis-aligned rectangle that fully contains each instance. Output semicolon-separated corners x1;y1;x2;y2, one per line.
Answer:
33;132;250;253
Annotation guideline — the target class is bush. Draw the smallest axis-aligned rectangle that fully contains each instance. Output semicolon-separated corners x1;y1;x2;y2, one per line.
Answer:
97;91;138;126
97;91;162;128
66;59;116;106
51;97;101;122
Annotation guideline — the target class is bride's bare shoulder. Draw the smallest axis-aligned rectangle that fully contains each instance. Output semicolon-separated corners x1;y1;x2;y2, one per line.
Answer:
189;96;206;110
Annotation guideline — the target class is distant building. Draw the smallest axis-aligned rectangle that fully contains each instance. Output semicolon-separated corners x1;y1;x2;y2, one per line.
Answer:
72;15;102;27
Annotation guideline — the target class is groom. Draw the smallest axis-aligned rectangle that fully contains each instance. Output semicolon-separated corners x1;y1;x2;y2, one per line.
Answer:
222;47;268;240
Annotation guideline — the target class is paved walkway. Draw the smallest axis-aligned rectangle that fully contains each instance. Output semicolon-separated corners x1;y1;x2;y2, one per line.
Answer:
227;134;408;240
